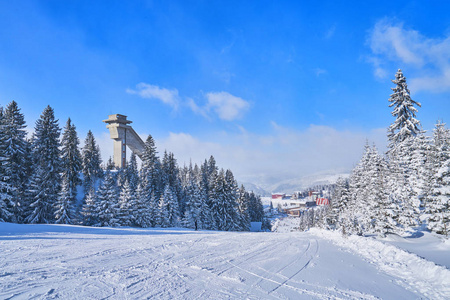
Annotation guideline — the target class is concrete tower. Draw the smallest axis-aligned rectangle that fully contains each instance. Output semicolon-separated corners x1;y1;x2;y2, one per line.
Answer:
103;114;146;168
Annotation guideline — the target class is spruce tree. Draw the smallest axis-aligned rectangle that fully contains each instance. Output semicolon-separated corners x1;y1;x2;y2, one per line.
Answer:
386;70;422;232
0;107;13;222
387;69;422;146
60;118;82;219
82;130;103;194
224;169;240;231
118;179;138;226
158;184;179;227
236;185;250;231
2;101;29;222
96;170;120;227
81;188;98;226
26;106;62;223
141;135;162;201
55;176;74;224
126;152;139;190
425;121;450;236
134;183;153;228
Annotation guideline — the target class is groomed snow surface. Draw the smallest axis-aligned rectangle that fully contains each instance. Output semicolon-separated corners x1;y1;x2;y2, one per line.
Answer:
1;221;449;299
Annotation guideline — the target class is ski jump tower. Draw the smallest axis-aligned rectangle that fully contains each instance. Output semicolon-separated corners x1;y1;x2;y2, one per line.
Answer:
103;114;146;168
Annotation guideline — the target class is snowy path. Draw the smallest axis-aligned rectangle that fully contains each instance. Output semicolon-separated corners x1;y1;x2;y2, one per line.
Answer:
0;223;439;299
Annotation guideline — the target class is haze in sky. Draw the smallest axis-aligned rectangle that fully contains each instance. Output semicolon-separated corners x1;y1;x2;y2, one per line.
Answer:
1;1;449;187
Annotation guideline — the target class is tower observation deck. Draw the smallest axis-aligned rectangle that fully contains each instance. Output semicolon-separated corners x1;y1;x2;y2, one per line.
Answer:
103;114;146;168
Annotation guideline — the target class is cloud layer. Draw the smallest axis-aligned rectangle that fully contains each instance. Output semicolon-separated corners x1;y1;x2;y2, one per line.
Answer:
156;124;387;188
368;20;450;93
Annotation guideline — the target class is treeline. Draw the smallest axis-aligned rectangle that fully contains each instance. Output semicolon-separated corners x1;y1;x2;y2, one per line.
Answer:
0;102;266;231
319;69;449;237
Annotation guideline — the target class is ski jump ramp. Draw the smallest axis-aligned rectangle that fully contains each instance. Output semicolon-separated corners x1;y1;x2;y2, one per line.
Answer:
103;114;145;168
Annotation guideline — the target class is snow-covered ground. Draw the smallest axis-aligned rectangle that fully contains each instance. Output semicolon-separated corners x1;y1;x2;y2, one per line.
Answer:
1;222;449;299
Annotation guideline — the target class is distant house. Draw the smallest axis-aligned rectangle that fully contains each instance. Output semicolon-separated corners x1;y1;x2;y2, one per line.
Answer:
272;193;285;200
286;207;303;217
316;198;329;206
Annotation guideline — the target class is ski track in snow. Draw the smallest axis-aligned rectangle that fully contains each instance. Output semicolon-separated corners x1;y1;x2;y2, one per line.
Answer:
0;223;441;299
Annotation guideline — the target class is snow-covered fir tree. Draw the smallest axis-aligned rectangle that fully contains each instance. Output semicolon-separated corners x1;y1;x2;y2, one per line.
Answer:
134;183;153;228
126;152;139;190
236;185;251;231
96;170;120;227
183;165;202;230
158;184;179;227
1;101;29;222
55;176;74;224
82;130;103;194
26;106;62;224
118;179;138;226
60;118;82;220
141;135;162;201
425;121;450;236
0;107;13;222
81;188;98;226
387;69;422;146
327;176;349;229
386;70;422;232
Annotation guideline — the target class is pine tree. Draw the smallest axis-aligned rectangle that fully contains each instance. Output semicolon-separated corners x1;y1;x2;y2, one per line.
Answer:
141;135;162;201
118;179;138;226
369;146;397;235
26;106;62;223
328;177;348;229
385;70;422;233
81;188;98;226
55;176;74;224
0;107;13;222
387;69;422;146
224;169;240;230
126;152;139;190
236;185;251;231
158;184;179;227
134;183;153;228
410;133;433;209
425;121;450;236
82;130;103;194
162;151;183;214
60;118;82;219
2;101;29;222
96;170;120;227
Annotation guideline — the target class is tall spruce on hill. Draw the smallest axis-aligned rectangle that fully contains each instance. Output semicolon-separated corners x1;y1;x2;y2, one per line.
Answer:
141;135;162;201
1;101;29;222
0;107;13;222
55;118;82;224
26;105;62;224
388;69;422;146
82;130;103;194
387;70;422;231
425;121;450;236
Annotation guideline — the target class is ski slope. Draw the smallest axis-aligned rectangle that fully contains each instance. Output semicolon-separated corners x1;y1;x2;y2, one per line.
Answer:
1;223;449;299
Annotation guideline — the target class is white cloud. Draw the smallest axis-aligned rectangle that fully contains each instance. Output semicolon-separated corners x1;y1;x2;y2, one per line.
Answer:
367;19;450;92
314;68;327;77
126;83;180;109
188;91;251;121
324;24;336;39
204;91;250;121
127;83;249;121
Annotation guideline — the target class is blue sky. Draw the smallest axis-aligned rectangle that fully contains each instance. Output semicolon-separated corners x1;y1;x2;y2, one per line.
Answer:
1;1;450;188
